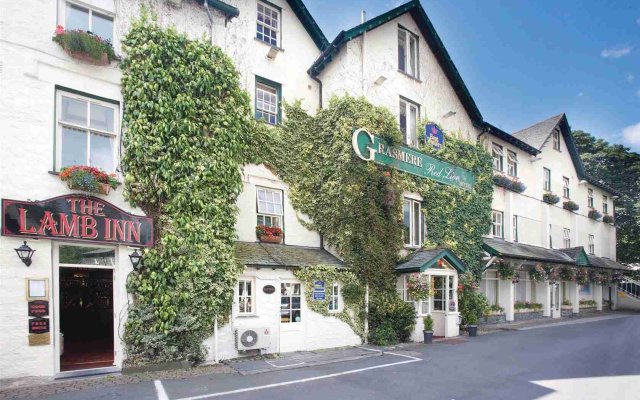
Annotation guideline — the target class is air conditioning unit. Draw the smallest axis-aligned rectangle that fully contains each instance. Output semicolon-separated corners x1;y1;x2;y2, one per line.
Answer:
236;327;271;351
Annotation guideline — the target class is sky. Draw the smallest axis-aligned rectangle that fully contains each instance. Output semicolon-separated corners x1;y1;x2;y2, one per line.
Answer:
305;0;640;152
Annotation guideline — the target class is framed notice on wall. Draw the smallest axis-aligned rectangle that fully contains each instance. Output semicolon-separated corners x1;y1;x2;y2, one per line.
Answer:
25;278;49;301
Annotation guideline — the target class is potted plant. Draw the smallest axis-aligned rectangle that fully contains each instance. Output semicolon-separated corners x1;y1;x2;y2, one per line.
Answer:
562;200;580;212
492;174;526;193
59;166;118;194
543;193;560;204
588;210;602;220
603;215;614;224
467;313;479;337
52;25;118;66
422;315;434;344
255;225;283;243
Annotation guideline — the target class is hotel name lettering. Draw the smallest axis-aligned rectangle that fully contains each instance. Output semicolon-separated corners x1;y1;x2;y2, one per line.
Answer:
2;195;154;247
352;129;475;191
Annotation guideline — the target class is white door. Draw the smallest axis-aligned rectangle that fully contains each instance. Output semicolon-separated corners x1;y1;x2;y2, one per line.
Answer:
279;282;303;353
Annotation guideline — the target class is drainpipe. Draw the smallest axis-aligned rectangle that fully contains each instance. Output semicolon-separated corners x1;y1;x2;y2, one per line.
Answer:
204;0;214;45
364;283;369;344
311;75;323;109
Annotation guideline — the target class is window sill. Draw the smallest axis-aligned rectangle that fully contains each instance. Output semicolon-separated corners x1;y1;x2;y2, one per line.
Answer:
397;69;422;83
48;170;122;186
254;37;284;52
237;314;259;318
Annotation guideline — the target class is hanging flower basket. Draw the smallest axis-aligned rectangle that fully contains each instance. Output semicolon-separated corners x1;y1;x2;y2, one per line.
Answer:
544;265;559;283
529;265;546;282
59;166;118;195
496;261;518;281
559;266;577;282
576;268;589;285
492;174;526;193
407;273;434;301
256;225;283;243
52;25;117;66
588;209;602;220
602;215;615;224
543;193;560;205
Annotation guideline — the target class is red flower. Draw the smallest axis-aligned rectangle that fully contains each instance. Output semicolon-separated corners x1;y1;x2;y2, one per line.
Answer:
55;25;65;35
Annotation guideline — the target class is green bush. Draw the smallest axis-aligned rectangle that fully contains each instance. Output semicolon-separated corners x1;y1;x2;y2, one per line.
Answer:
459;290;489;325
368;293;416;345
423;315;434;331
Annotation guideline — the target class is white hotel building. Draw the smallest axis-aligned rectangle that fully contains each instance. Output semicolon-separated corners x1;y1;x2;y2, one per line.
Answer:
0;0;628;379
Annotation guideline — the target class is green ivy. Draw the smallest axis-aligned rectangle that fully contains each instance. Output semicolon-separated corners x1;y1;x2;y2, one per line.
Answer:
120;17;257;364
293;265;365;337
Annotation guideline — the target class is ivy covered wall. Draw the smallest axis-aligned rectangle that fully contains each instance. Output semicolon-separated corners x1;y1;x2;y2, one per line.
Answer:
120;18;257;364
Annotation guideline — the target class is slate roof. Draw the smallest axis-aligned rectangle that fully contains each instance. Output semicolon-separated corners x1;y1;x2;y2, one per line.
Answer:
395;248;467;273
235;242;343;268
587;255;628;271
482;238;575;265
512;114;564;150
482;122;540;156
307;0;483;126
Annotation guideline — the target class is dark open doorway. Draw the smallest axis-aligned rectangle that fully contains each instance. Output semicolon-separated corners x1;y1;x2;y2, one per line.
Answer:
59;267;114;371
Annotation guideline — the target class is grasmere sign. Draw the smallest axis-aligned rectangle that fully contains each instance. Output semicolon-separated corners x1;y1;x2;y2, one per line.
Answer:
352;129;475;191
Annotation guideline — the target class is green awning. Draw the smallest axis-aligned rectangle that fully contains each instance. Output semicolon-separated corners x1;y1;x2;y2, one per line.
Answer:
396;248;467;273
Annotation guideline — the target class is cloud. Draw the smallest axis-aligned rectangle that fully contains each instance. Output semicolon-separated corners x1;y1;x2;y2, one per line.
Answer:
622;122;640;146
628;73;636;83
601;44;632;58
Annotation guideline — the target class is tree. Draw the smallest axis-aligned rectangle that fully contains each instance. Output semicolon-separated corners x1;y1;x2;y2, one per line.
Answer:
572;130;640;264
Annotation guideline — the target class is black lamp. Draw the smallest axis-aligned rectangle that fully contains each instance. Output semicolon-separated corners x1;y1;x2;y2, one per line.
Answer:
15;241;35;267
129;248;143;270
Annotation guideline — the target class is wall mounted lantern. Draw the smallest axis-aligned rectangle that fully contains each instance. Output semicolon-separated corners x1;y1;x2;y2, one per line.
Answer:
129;248;143;271
15;241;35;267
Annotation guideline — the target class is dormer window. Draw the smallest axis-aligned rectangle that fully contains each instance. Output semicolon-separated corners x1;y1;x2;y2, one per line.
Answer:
552;130;561;151
256;1;280;47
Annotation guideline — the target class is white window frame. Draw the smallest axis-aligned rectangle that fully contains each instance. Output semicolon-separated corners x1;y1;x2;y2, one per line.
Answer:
398;27;419;78
588;188;594;208
512;215;518;242
553;130;561;151
543;168;551;191
328;282;340;313
480;270;500;306
403;198;423;248
256;1;280;47
255;82;279;125
603;196;609;214
399;98;419;147
63;1;115;43
492;143;504;171
563;177;570;199
55;90;119;172
401;274;431;316
588;235;595;255
256;187;283;227
492;210;503;238
237;278;255;315
280;282;302;324
563;228;571;248
507;150;518;177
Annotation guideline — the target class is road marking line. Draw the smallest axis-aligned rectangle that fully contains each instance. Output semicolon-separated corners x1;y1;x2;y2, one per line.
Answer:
155;380;170;400
174;355;422;400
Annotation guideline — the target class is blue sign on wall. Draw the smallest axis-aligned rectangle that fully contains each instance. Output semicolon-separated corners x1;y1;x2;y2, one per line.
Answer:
313;280;325;301
425;124;444;151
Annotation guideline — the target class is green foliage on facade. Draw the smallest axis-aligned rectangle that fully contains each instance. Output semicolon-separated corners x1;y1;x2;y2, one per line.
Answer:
120;18;257;364
293;265;365;337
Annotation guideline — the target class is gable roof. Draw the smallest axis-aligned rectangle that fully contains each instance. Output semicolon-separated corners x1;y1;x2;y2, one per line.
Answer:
559;247;591;267
512;113;621;196
395;248;467;273
483;122;540;156
307;0;483;126
236;242;343;268
286;0;330;51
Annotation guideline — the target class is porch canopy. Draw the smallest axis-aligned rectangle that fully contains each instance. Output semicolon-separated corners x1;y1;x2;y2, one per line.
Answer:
235;241;344;268
482;238;575;267
395;248;467;273
586;255;629;271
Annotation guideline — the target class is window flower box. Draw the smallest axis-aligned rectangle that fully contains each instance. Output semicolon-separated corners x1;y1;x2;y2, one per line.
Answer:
562;200;579;212
53;25;117;66
256;225;283;244
59;166;118;195
588;209;602;220
492;173;526;193
543;193;560;205
602;215;614;224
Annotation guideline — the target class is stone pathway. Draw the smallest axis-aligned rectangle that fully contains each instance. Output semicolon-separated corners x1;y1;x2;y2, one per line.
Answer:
0;364;233;400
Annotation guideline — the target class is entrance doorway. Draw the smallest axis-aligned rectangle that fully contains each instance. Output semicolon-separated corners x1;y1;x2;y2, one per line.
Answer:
58;246;115;372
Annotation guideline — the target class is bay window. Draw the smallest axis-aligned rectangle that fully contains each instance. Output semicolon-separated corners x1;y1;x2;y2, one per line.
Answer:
56;91;118;172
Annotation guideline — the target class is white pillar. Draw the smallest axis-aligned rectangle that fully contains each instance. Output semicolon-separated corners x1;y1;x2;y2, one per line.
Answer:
594;284;603;311
499;280;515;321
571;282;579;315
538;281;551;317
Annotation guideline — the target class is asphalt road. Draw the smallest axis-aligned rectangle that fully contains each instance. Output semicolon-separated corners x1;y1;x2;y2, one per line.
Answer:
36;314;640;400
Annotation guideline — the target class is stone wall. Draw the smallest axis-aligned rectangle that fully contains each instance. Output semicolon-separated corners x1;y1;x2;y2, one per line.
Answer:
514;311;545;322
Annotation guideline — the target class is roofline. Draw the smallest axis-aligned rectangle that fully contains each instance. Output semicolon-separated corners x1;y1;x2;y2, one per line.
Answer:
205;0;239;19
482;243;576;266
483;122;540;155
286;0;330;51
307;0;484;126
